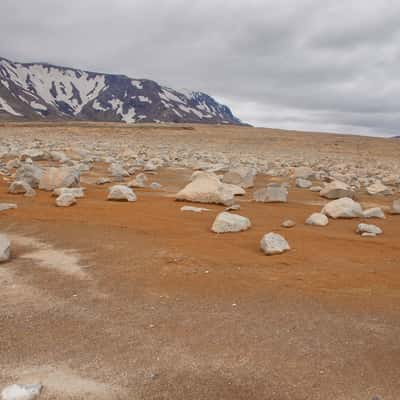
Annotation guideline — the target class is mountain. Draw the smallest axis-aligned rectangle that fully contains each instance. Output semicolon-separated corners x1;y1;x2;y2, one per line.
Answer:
0;56;244;125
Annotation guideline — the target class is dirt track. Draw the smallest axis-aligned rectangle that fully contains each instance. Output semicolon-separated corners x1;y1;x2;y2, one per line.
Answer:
0;123;400;400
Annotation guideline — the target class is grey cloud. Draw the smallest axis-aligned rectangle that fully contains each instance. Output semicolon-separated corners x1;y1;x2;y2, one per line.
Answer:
1;0;399;136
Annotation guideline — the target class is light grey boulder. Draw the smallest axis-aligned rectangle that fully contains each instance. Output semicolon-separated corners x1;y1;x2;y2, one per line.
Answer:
1;383;42;400
222;167;256;189
20;149;47;161
176;172;235;206
150;182;162;190
181;206;210;213
15;163;43;188
128;173;148;188
320;180;355;199
296;178;312;189
366;182;391;196
39;167;80;191
109;163;129;181
260;232;290;255
8;181;35;196
211;212;251;233
390;199;400;215
306;212;329;226
0;234;11;262
108;185;137;202
253;185;288;203
322;197;363;219
357;223;383;236
55;193;76;207
362;207;385;219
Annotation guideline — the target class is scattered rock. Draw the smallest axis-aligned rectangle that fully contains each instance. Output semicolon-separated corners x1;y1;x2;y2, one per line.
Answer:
293;167;314;180
322;197;363;219
0;203;17;212
0;234;11;262
109;163;129;181
15;163;43;188
128;173;148;188
306;212;329;226
176;172;235;206
296;178;312;189
56;193;76;207
366;182;391;196
150;182;162;190
96;177;111;185
260;232;290;255
1;383;42;400
310;185;322;192
211;212;251;233
181;206;210;213
225;204;241;211
390;199;400;215
108;185;137;202
362;207;385;219
253;184;288;203
53;187;85;198
281;219;296;228
39;167;80;191
222;167;255;188
320;180;354;199
357;223;383;236
8;181;35;196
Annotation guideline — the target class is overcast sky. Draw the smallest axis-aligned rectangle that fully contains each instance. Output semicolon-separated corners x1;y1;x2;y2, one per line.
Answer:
1;0;400;136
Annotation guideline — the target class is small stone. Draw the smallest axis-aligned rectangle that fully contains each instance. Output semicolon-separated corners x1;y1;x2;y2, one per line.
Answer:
8;181;35;196
96;177;111;185
128;173;148;188
0;234;11;262
225;204;241;211
150;182;162;190
253;185;288;203
366;182;391;196
108;185;137;202
357;223;383;236
260;232;290;255
0;203;17;212
362;207;385;219
322;197;363;219
296;178;312;189
180;206;210;213
320;180;355;199
281;219;296;228
55;193;76;207
390;199;400;215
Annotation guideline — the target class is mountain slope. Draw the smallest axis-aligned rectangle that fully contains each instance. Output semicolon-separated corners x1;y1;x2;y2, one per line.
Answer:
0;56;243;125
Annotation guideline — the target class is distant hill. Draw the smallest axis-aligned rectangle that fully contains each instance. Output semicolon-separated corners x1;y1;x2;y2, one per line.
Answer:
0;56;244;125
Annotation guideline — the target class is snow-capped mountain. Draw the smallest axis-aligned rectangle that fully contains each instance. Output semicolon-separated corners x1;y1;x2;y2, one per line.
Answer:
0;56;244;125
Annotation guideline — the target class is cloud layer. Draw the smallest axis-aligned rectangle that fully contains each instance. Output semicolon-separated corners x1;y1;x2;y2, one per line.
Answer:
1;0;399;136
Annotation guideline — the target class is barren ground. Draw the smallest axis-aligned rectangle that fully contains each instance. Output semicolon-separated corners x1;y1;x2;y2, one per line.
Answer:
0;122;400;400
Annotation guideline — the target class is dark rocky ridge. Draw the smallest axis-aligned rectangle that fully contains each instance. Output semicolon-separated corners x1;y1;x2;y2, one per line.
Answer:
0;56;244;125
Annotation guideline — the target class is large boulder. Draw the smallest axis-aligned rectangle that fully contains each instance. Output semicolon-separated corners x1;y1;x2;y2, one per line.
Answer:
176;172;235;206
15;163;43;188
39;167;80;191
260;232;290;255
109;163;129;181
253;184;288;203
0;234;11;262
108;185;137;202
320;180;354;199
211;212;251;233
222;167;256;189
305;212;329;226
390;199;400;215
322;197;363;219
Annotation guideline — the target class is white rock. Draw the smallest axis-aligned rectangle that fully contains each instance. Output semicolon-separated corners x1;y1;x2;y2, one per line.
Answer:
357;223;383;236
390;199;400;215
211;212;251;233
108;185;137;202
53;187;85;198
176;172;235;206
109;163;129;180
366;182;391;196
222;167;256;188
181;206;210;213
15;163;43;188
8;181;34;196
293;167;314;179
253;185;288;203
55;193;76;207
306;212;329;226
128;173;148;188
322;197;363;219
0;234;11;262
320;180;354;199
362;207;385;219
1;383;42;400
260;232;290;255
39;167;80;191
0;203;17;212
281;219;296;228
150;182;162;190
296;178;312;189
310;186;323;192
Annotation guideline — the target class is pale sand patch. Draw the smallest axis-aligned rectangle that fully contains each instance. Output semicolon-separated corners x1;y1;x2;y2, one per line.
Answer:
9;234;87;278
